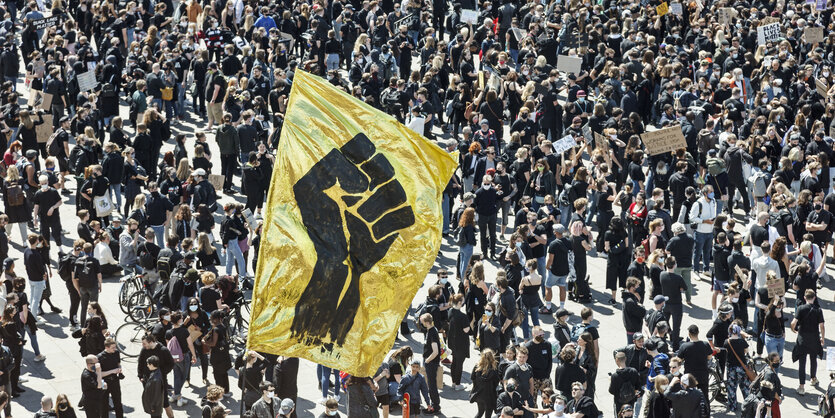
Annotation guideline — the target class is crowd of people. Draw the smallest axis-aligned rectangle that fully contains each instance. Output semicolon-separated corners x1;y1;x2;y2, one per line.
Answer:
0;0;832;416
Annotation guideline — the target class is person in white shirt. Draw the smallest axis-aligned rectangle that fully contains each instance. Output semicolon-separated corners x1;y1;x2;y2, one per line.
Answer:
689;185;717;275
751;241;779;291
94;232;124;277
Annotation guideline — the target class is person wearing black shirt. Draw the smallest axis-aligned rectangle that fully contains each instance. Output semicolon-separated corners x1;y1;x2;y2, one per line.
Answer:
474;175;499;259
677;325;713;402
609;352;641;415
659;257;686;348
97;339;124;418
496;277;517;350
793;260;825;309
706;304;732;376
723;323;751;413
622;278;646;344
525;327;553;393
792;289;826;395
545;225;571;314
566;382;599;418
665;223;694;303
419;313;441;414
81;354;107;418
146;181;174;248
32;175;63;250
805;196;833;249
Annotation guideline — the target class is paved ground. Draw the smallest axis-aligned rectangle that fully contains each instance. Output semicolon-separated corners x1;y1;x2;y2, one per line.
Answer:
6;81;835;418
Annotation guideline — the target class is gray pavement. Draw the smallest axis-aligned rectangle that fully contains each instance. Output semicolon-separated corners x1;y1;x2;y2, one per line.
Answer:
6;82;835;418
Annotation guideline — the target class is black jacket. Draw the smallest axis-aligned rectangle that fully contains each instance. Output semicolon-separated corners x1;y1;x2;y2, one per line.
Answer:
469;366;500;404
723;145;752;181
615;344;649;380
609;366;641;398
446;309;470;356
622;291;646;332
137;343;174;381
142;369;165;416
664;386;706;418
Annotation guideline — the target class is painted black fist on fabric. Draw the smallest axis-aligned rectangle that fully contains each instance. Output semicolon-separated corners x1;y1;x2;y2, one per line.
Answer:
291;133;415;349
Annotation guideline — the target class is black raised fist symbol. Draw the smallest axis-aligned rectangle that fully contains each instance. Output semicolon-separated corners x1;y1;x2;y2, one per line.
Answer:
291;133;415;349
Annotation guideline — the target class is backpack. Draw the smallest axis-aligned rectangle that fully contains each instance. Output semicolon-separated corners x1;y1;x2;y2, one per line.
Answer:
6;183;24;206
381;88;400;111
157;252;173;281
706;157;726;177
570;323;590;343
74;256;98;288
101;82;117;98
167;335;184;363
46;130;63;157
153;278;174;310
640;236;651;257
616;376;638;404
414;302;434;332
58;252;78;282
137;243;156;270
769;211;788;237
558;183;573;207
749;171;768;197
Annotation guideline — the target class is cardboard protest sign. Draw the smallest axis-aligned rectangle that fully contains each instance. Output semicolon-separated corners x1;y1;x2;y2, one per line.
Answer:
553;135;578;154
243;208;258;228
594;132;610;154
557;55;583;74
511;28;527;42
36;114;52;143
28;89;52;110
806;26;825;44
77;71;98;92
640;126;687;156
582;125;593;144
208;174;225;191
827;347;835;371
461;9;479;24
717;8;734;26
766;273;785;298
656;2;669;16
757;23;781;45
817;78;828;97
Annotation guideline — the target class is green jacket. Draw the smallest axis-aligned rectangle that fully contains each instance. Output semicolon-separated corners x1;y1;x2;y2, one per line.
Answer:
215;123;240;155
131;90;148;114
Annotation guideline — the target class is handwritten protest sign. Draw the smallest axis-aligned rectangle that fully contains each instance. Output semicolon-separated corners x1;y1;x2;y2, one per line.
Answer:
28;89;52;110
553;135;578;155
817;78;828;97
766;273;785;298
757;23;781;45
36;114;52;143
594;132;610;154
717;8;734;26
461;9;479;24
817;0;827;11
582;125;593;144
656;2;668;16
641;126;687;156
670;2;683;15
208;174;225;191
31;15;60;30
77;71;98;92
806;26;825;43
557;55;583;74
511;28;527;41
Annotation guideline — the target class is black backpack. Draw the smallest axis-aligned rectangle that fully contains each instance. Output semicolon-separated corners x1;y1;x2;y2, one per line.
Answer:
616;375;638;404
58;252;78;282
137;243;156;270
74;256;98;288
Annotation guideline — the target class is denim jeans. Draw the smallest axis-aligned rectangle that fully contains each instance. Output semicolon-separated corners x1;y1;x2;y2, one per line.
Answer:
317;364;341;398
177;84;186;118
520;307;540;339
326;53;340;71
693;231;712;272
151;224;165;248
109;184;123;212
29;280;46;318
764;334;785;360
173;353;190;396
458;244;474;278
225;239;247;276
127;28;135;46
536;256;546;296
25;327;41;356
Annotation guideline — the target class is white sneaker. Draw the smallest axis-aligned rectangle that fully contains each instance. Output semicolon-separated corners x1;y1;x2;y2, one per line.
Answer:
334;394;341;402
34;354;46;362
176;397;187;407
811;378;820;386
35;319;46;326
169;395;178;403
319;398;328;405
798;385;805;395
18;377;28;383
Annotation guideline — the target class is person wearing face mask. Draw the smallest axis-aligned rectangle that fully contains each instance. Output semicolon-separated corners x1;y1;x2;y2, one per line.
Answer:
32;173;63;251
183;297;211;385
151;308;173;345
251;380;279;418
643;374;670;418
474;174;500;260
314;396;340;418
445;293;470;390
97;338;125;418
496;377;530;418
478;302;502;353
805;195;832;250
52;393;77;417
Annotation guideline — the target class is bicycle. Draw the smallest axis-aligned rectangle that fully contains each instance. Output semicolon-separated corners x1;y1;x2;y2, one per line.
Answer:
118;273;144;315
126;277;159;323
114;317;158;358
226;289;251;349
708;348;770;404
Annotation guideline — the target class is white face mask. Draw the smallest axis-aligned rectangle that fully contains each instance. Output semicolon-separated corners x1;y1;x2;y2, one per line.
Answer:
661;385;669;391
554;404;565;413
266;391;274;398
163;315;172;321
482;184;491;190
40;184;48;191
731;297;739;303
326;410;338;416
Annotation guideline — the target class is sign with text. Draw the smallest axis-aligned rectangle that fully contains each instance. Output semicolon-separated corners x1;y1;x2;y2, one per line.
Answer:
817;0;827;11
656;2;668;16
806;26;825;44
757;23;781;45
582;125;593;144
553;134;578;154
461;9;479;24
817;78;828;97
31;15;60;30
511;28;527;42
717;8;734;26
208;174;225;191
641;126;687;156
77;71;98;92
670;2;683;15
766;273;785;298
594;132;610;155
28;89;52;110
557;55;583;74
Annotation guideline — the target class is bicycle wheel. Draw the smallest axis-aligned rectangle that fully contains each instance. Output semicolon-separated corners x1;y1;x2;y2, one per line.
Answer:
128;291;154;323
228;313;249;346
118;280;137;314
115;321;149;357
708;368;725;404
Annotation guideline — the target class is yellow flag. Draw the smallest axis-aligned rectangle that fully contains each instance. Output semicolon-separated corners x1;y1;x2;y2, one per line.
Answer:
248;71;457;377
656;1;669;16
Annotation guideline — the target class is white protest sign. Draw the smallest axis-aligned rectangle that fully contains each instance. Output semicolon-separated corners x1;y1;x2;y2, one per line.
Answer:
806;26;825;44
552;135;578;154
461;9;479;24
670;2;683;15
77;71;98;92
557;55;583;74
757;23;781;45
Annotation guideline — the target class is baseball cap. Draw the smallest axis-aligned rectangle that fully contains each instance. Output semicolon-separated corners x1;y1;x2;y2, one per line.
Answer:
653;295;669;304
576;90;586;97
2;258;13;270
208;61;218;70
192;168;206;177
572;116;582;123
632;332;645;341
480;119;489;125
60;115;70;123
279;399;295;415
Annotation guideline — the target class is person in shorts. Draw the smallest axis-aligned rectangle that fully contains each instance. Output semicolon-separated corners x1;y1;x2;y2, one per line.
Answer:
544;224;571;313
